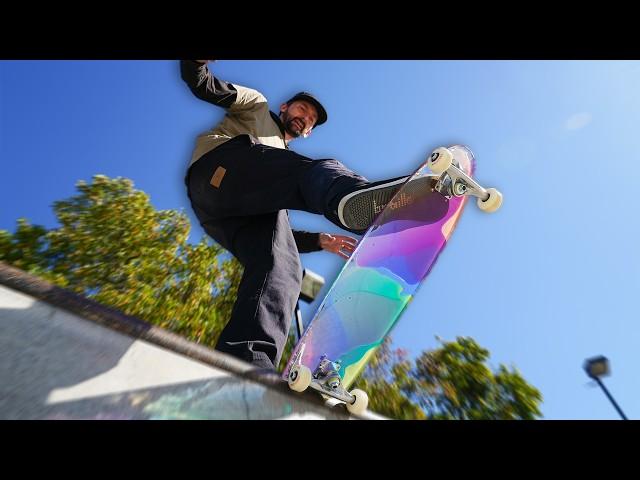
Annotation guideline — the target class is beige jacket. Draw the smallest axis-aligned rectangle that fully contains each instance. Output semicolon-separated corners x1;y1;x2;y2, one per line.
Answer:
180;60;288;167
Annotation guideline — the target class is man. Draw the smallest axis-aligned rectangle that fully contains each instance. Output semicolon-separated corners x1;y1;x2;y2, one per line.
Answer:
181;60;415;371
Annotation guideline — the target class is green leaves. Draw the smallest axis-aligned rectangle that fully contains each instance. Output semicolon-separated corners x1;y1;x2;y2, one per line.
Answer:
0;175;243;348
0;218;50;274
354;336;543;420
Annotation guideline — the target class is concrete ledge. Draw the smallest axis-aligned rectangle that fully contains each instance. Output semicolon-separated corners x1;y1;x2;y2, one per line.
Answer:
0;262;385;420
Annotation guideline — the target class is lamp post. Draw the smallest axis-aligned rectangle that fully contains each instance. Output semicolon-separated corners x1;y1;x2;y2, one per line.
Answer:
294;269;325;339
583;356;628;420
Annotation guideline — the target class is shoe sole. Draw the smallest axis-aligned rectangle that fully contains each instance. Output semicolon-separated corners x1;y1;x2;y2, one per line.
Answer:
338;175;436;232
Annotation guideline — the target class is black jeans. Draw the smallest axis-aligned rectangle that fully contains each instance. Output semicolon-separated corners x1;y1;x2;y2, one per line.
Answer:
185;135;371;369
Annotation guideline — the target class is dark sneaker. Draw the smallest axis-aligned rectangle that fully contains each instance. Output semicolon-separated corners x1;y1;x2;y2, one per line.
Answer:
336;175;435;232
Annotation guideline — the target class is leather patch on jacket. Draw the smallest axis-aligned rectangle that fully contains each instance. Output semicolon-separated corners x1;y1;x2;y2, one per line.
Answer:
210;166;227;188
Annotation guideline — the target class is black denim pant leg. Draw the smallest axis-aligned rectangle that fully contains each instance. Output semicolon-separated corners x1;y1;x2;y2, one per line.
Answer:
201;211;302;369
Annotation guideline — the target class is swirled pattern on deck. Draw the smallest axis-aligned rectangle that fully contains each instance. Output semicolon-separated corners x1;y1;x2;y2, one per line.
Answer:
284;145;475;389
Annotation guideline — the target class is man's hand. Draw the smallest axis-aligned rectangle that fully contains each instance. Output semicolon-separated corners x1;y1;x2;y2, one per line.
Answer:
319;233;358;260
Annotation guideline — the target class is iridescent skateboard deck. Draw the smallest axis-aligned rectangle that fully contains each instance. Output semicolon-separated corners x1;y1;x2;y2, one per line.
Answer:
283;145;475;393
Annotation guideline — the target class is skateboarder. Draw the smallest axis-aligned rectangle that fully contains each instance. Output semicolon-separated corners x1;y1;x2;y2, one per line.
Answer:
182;60;412;370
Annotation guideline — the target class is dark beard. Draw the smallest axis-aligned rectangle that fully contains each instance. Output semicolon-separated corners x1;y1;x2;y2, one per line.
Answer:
283;114;303;138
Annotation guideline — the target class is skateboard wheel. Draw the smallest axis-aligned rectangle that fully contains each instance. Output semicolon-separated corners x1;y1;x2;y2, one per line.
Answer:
428;147;454;175
478;188;503;213
288;365;312;392
346;389;369;415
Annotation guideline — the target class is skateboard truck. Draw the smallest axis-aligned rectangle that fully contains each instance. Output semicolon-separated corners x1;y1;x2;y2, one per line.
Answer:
429;147;503;213
287;350;369;415
315;355;343;391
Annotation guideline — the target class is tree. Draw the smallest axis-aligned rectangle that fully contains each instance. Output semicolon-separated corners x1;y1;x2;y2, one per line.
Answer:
276;332;298;374
352;337;427;419
0;219;51;276
353;336;543;420
0;175;243;347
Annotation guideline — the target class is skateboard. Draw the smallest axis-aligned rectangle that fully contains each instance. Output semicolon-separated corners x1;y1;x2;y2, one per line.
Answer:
282;145;502;414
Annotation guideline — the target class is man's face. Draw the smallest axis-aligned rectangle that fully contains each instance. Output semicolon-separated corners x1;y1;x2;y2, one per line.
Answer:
280;101;318;138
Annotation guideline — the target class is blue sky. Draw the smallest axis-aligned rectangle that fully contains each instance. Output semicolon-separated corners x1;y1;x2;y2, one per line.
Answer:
1;60;638;420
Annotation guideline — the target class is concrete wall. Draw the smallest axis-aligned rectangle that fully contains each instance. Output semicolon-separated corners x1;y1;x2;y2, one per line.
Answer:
0;263;386;420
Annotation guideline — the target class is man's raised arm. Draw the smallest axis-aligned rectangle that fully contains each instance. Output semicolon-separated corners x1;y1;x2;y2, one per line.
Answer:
179;60;238;108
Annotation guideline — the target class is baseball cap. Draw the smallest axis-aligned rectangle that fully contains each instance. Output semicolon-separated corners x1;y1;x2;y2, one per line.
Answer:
286;92;328;127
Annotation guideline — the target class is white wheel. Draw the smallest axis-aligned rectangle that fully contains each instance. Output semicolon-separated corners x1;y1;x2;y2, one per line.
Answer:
427;147;453;175
288;365;312;392
478;188;503;213
346;389;369;415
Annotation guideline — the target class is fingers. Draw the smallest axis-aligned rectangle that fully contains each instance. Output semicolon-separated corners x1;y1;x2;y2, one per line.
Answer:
321;233;358;248
335;235;358;247
341;242;357;251
336;243;355;260
320;233;359;260
335;236;357;260
337;248;354;257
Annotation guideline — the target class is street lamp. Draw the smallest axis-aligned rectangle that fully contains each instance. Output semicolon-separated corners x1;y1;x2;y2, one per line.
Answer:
294;269;325;339
583;356;628;420
299;269;325;304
